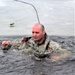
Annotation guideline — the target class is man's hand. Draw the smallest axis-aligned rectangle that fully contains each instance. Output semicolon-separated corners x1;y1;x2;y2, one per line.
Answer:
1;41;12;50
51;56;60;61
2;41;11;46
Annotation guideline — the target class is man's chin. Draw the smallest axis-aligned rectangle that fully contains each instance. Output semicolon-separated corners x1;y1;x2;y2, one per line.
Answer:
33;37;43;42
34;39;38;41
34;38;39;41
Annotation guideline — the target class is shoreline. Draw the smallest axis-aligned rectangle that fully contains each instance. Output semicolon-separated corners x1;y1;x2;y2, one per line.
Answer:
0;35;75;37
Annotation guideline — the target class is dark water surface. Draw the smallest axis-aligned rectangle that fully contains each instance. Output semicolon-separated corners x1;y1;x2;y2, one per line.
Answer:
0;36;75;75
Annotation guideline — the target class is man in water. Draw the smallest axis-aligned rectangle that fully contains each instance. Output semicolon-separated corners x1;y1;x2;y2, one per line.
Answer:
1;23;71;61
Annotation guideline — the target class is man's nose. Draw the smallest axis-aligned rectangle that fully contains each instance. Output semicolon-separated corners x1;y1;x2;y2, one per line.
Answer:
33;33;36;36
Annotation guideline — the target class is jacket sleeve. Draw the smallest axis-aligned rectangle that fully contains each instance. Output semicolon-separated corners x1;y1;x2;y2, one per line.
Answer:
17;40;34;55
49;40;71;59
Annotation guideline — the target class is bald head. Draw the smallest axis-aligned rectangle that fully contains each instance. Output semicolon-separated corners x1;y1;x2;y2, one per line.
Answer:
33;23;45;31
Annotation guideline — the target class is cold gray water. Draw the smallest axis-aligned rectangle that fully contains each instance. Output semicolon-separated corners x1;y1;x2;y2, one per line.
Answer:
0;0;74;36
0;36;75;75
0;0;75;75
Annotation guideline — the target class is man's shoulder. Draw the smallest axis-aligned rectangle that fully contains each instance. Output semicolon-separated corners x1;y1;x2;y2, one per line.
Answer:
28;37;35;44
29;37;34;41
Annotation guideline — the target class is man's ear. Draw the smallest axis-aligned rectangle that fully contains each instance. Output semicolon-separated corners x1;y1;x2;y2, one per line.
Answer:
43;31;46;35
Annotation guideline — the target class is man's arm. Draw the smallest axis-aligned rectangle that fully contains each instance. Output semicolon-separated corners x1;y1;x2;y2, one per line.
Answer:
1;36;31;51
49;41;71;61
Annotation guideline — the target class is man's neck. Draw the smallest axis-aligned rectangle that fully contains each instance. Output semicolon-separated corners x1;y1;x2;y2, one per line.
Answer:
36;35;46;45
38;37;45;44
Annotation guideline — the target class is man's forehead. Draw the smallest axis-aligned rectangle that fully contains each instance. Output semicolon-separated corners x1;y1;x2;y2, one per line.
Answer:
33;25;42;29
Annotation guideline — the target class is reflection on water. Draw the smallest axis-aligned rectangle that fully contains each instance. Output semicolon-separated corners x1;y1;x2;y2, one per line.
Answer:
0;36;75;75
0;0;74;36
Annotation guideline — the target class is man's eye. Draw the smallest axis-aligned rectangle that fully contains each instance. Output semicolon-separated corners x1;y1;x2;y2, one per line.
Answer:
32;32;39;34
35;32;39;34
32;32;34;33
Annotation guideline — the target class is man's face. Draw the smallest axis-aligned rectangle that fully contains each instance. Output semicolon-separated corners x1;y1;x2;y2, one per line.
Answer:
32;25;45;41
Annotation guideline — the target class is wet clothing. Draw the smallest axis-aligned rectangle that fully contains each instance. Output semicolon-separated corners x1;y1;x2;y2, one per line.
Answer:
1;34;71;60
17;35;71;59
